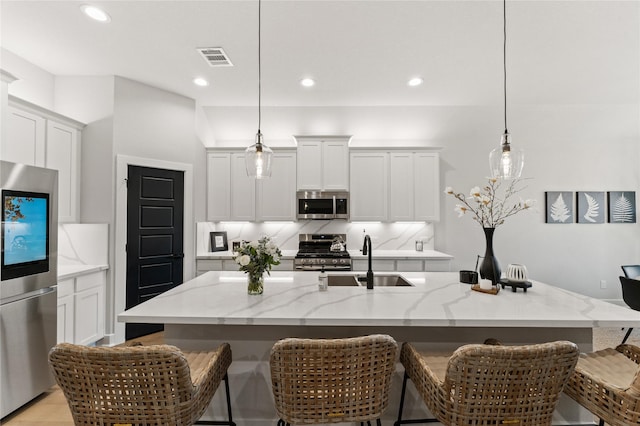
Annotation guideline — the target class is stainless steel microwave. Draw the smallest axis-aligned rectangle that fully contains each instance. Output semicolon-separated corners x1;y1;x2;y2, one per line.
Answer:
297;191;349;220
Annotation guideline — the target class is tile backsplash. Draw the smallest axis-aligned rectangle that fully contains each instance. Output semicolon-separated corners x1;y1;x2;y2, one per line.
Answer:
196;221;434;253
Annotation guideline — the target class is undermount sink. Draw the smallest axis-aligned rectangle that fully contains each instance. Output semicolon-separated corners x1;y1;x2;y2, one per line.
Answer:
326;274;414;287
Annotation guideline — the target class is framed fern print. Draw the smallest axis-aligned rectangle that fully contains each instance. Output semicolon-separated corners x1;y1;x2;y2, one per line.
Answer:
608;191;636;223
577;191;605;224
545;191;574;223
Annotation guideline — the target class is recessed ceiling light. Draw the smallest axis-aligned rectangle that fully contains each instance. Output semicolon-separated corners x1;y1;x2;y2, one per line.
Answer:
300;78;315;87
81;5;111;23
408;77;423;87
193;77;209;87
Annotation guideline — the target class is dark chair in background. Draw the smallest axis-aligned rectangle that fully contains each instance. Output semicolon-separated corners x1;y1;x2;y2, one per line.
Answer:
622;264;640;279
620;275;640;344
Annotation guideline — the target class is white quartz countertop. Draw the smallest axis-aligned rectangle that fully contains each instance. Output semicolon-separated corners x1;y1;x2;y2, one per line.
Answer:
197;249;299;260
348;249;453;260
196;249;452;260
118;271;639;328
58;264;109;281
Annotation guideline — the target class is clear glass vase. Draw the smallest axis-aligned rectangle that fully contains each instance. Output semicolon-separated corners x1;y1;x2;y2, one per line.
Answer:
247;272;264;295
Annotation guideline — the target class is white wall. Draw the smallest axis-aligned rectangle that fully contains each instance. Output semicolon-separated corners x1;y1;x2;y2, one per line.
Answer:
1;48;54;109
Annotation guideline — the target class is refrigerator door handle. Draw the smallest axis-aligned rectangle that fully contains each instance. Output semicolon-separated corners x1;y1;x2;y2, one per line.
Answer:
0;286;56;306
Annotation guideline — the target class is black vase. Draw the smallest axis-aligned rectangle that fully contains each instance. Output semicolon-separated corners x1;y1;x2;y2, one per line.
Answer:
479;227;501;284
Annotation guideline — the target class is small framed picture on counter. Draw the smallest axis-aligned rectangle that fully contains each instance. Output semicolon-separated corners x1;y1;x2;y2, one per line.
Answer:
210;231;228;252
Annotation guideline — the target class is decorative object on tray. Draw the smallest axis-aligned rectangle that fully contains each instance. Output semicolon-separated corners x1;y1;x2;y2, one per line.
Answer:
506;263;528;282
210;231;228;252
233;236;282;295
501;265;532;292
445;178;534;284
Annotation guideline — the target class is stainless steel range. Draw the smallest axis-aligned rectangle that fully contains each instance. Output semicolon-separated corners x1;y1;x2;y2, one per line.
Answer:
294;234;352;271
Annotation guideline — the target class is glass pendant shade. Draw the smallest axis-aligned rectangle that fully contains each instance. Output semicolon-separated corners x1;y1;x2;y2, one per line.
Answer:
245;131;273;179
489;132;524;179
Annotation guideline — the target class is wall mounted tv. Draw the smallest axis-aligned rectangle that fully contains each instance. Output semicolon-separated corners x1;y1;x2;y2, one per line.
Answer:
1;190;50;281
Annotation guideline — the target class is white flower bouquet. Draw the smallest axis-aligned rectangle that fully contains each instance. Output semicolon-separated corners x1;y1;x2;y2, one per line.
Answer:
233;236;282;277
444;177;534;228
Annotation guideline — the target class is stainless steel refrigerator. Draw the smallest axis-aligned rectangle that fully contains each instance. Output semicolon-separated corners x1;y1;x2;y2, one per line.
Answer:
0;161;58;418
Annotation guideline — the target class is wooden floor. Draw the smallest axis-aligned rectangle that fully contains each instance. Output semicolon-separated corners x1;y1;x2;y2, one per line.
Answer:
2;328;637;425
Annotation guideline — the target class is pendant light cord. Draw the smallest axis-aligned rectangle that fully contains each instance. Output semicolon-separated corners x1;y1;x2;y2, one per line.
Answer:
257;0;262;134
503;0;508;135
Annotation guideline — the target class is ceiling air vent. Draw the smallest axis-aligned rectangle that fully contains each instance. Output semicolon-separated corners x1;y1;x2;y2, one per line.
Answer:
197;47;233;67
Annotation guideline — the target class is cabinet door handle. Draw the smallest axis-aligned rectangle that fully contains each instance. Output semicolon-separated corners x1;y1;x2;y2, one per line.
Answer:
172;254;185;259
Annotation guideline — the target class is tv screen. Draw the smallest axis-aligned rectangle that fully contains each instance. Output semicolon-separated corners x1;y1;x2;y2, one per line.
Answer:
1;190;50;281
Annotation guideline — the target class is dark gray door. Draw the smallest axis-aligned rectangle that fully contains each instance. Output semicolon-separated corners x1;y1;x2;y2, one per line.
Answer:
126;165;184;340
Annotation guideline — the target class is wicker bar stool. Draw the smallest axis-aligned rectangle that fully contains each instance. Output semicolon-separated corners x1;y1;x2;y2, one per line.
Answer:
49;342;235;426
395;340;579;426
270;334;398;426
564;344;640;426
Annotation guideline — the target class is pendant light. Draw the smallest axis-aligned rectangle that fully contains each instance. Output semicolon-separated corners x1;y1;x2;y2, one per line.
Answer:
245;0;273;179
489;0;524;179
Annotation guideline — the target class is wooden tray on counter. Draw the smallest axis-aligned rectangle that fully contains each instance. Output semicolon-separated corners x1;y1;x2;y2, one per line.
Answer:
471;284;501;295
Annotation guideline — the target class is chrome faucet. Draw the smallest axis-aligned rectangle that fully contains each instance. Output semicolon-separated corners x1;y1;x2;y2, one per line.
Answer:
359;235;374;289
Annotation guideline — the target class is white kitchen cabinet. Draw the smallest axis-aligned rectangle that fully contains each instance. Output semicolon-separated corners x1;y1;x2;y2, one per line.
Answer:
389;152;415;221
206;151;254;221
207;153;232;221
389;151;440;221
3;107;45;165
350;149;440;222
350;152;388;221
4;96;83;223
296;136;349;191
46;120;80;223
230;153;255;221
207;149;295;221
257;151;296;221
57;279;75;344
56;270;106;345
413;152;440;221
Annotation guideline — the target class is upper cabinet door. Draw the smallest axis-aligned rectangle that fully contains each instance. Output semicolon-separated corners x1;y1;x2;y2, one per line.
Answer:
414;152;440;221
4;106;45;166
230;153;256;221
296;137;349;191
389;152;415;221
258;151;296;221
207;152;232;221
296;140;323;190
350;152;388;221
322;141;349;191
46;120;80;223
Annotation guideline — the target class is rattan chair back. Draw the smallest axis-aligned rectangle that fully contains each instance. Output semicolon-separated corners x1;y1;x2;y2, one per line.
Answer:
49;342;233;426
270;334;398;424
400;340;579;426
564;344;640;426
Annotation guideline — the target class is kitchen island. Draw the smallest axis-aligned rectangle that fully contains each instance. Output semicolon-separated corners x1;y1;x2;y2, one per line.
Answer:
119;271;640;425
